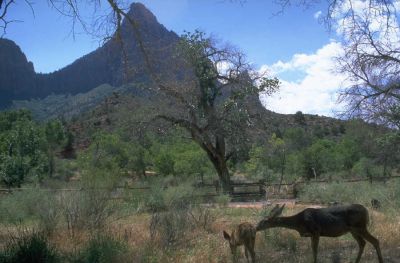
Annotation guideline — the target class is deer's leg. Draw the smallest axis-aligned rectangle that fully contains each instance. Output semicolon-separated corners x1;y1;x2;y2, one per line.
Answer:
311;235;319;263
244;246;249;263
350;232;366;263
356;229;383;263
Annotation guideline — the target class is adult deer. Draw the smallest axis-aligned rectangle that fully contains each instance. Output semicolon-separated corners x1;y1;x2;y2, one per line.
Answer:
256;204;383;263
223;222;256;263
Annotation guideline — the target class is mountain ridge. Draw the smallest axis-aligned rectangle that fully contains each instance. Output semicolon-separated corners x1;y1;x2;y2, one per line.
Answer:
0;2;178;109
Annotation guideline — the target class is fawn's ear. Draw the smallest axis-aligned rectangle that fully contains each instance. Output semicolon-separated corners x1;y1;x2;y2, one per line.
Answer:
223;231;230;241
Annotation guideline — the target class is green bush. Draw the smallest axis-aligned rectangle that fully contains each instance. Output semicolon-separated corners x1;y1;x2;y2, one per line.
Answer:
149;209;191;247
60;187;116;236
148;183;205;248
141;178;201;213
72;234;127;263
214;194;231;206
352;157;382;178
1;232;58;263
298;180;400;209
0;189;59;235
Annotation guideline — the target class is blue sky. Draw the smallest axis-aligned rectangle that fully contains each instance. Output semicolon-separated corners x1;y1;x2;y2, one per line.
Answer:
4;0;345;116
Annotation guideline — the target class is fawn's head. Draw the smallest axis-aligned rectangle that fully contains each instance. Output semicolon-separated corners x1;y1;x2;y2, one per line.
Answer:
256;204;285;231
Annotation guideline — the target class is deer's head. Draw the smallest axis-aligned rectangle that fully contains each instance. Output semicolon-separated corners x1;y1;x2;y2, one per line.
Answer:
256;204;285;231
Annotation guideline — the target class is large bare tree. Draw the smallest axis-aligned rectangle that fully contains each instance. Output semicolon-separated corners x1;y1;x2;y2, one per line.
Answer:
333;0;400;128
153;31;279;191
272;0;400;127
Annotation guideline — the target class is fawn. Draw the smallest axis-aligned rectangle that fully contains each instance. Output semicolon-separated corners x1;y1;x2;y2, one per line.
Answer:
223;222;256;263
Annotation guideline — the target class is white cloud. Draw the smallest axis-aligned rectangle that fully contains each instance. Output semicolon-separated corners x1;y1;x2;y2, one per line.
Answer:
334;0;400;44
260;42;348;116
314;10;322;19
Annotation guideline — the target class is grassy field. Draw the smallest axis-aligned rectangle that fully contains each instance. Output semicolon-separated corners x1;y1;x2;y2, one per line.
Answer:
1;178;400;262
1;201;399;263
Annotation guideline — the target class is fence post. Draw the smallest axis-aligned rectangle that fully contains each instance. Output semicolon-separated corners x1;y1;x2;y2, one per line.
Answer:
259;179;266;200
214;180;220;194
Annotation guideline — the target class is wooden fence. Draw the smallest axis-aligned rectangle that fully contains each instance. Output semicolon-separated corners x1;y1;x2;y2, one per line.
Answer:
265;175;400;199
1;175;399;201
195;180;267;201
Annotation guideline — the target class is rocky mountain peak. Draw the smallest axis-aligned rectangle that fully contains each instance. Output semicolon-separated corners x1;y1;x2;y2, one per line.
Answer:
0;2;179;109
127;2;158;24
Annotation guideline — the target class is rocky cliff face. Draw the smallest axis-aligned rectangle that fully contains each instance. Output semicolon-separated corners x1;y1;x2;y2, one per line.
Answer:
0;39;36;108
0;3;179;108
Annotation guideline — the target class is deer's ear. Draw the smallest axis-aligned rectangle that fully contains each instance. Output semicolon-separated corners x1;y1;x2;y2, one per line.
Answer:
269;204;280;217
223;231;230;241
270;204;285;218
276;204;285;216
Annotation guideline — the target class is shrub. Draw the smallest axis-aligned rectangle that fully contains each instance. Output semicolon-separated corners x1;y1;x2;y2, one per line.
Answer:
352;157;381;178
60;188;116;236
298;180;400;209
130;241;161;263
187;205;216;232
148;183;204;248
1;231;58;263
59;168;119;236
149;209;191;247
214;194;230;207
72;234;127;263
0;189;59;235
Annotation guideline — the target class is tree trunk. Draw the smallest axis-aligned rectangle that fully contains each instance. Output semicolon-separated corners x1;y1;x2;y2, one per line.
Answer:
278;151;285;193
203;147;231;193
215;135;231;192
215;158;231;193
191;130;231;193
48;150;54;178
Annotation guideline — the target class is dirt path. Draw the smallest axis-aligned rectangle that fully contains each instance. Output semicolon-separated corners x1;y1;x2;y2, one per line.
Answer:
227;199;324;209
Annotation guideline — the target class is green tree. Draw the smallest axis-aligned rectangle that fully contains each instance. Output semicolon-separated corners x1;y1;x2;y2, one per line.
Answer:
294;111;306;126
44;120;67;177
335;136;361;170
0;110;48;186
172;141;213;180
376;132;400;176
245;145;268;178
268;133;286;191
153;146;175;176
302;139;339;180
79;132;129;174
126;143;148;178
284;127;310;151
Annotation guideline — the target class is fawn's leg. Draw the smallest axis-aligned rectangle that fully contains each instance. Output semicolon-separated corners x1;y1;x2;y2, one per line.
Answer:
244;246;249;263
249;238;256;263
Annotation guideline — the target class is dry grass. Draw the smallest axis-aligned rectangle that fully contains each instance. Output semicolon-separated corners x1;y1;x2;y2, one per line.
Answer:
1;204;400;262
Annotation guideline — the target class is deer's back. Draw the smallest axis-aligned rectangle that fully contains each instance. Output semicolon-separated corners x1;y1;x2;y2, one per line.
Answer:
319;204;369;227
301;204;369;237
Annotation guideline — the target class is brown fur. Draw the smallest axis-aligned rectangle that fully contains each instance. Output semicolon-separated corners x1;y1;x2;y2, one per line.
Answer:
223;222;256;263
256;204;383;263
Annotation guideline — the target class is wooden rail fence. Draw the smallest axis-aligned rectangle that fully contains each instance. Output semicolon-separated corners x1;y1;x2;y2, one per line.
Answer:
1;175;399;200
